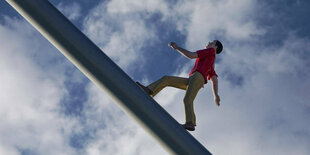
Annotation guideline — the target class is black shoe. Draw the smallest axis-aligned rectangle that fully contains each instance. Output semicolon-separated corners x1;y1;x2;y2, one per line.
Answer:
136;82;153;95
182;123;195;131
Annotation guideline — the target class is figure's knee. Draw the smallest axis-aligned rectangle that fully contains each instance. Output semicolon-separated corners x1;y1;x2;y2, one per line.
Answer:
160;75;171;83
161;75;170;80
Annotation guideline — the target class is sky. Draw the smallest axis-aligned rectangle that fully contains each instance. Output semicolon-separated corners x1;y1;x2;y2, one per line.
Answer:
0;0;310;155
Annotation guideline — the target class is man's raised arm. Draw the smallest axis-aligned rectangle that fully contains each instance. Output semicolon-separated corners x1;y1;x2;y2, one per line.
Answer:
168;42;198;59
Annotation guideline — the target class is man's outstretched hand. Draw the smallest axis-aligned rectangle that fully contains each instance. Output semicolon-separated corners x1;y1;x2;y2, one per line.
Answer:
214;95;220;107
168;42;178;50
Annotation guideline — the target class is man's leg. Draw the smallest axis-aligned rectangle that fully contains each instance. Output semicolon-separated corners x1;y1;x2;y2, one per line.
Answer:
147;76;188;97
183;72;204;126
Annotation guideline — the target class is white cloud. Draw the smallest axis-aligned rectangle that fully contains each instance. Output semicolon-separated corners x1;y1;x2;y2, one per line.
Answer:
0;17;81;155
82;0;169;69
106;0;169;15
147;0;266;49
57;2;82;21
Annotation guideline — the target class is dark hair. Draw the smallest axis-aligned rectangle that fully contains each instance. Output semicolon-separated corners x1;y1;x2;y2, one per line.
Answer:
215;40;223;54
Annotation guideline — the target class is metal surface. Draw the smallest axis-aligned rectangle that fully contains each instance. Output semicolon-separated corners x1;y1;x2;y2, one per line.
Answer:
6;0;212;154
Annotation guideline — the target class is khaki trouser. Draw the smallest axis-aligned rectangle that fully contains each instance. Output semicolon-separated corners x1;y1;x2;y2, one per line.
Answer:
147;72;204;126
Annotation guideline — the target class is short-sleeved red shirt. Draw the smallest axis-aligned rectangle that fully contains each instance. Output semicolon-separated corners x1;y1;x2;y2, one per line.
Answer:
189;48;218;83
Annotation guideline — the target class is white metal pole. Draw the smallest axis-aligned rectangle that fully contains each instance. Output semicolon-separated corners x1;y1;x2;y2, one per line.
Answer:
6;0;212;154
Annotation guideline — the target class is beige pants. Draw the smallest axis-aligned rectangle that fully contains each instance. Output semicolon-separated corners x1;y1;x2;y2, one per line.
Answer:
147;72;204;126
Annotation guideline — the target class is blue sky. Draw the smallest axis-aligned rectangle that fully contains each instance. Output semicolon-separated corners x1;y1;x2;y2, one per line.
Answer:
0;0;310;154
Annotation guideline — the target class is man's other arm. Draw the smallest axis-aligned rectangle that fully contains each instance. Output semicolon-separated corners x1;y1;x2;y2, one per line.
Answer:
210;75;220;106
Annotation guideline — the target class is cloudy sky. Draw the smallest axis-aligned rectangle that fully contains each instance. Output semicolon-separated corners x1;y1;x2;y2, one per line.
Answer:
1;0;310;154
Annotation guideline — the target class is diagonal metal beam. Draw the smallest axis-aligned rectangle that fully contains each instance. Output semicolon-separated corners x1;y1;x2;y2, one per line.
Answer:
6;0;212;154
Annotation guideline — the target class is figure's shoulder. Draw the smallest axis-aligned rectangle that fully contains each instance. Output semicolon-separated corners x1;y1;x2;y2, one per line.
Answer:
196;48;215;58
196;49;206;52
197;48;215;53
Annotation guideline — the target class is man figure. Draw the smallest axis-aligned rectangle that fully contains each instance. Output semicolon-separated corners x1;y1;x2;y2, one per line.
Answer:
136;40;223;131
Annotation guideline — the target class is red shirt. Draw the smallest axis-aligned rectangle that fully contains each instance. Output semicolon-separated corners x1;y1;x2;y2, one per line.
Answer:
189;48;218;83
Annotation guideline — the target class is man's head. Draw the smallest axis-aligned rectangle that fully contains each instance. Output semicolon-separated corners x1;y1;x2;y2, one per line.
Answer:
206;40;223;54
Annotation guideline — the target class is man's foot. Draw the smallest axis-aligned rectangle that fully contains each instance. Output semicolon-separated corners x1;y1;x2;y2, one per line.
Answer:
136;82;153;95
181;123;195;131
